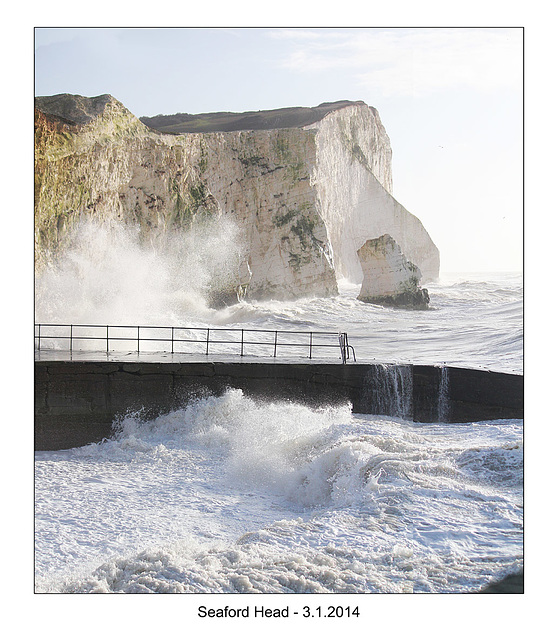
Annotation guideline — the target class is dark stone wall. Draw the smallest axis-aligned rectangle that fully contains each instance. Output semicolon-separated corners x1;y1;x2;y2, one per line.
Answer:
35;361;523;450
412;365;524;423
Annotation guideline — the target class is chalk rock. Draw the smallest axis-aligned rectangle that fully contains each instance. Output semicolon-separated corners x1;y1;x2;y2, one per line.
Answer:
34;94;439;306
357;234;430;309
305;104;439;284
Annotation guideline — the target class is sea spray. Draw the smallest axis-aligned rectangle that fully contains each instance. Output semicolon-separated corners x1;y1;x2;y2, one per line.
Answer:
35;216;246;325
36;237;522;373
95;389;368;508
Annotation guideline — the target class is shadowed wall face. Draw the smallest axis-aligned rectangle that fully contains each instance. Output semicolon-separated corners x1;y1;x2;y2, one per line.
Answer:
35;361;523;450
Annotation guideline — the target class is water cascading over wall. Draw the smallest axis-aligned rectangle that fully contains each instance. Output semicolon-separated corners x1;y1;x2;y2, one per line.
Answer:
437;366;450;423
370;364;413;419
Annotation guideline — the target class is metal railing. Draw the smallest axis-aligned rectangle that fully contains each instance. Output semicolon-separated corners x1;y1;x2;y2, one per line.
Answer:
34;323;356;364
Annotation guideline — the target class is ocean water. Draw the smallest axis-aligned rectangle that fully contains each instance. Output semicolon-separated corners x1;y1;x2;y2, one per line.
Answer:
35;221;522;374
208;272;523;374
34;254;523;594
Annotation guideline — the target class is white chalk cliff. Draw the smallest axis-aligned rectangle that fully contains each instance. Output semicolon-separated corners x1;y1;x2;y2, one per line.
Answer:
305;105;439;284
35;94;439;305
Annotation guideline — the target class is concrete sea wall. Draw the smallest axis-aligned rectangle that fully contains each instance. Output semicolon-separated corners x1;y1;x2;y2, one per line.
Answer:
35;360;523;450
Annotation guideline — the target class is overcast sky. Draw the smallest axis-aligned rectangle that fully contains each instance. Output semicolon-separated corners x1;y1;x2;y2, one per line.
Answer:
34;26;523;273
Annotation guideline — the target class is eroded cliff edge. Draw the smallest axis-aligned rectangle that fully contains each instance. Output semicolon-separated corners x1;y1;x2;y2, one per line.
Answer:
35;93;440;304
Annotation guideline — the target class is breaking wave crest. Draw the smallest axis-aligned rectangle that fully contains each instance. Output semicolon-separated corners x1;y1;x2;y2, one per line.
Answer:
80;389;372;509
35;391;523;594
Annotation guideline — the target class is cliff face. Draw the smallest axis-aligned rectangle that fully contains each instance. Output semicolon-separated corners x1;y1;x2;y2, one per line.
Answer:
35;94;214;265
305;104;439;283
34;94;439;305
197;127;337;300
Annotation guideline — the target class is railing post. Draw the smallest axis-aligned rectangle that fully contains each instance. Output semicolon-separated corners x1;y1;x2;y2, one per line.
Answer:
106;325;109;353
171;326;174;354
309;332;313;359
37;324;41;351
241;329;244;357
70;324;73;353
346;334;356;362
206;328;210;356
339;332;346;364
137;326;140;354
273;331;278;357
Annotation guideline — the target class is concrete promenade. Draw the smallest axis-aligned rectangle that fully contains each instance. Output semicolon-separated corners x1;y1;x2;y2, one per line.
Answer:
35;350;523;450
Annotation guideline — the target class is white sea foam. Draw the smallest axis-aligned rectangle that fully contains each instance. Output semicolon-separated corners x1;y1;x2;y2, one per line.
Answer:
35;390;523;594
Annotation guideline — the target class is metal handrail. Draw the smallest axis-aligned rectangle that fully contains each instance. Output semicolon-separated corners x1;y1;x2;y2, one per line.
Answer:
339;332;356;364
34;323;356;364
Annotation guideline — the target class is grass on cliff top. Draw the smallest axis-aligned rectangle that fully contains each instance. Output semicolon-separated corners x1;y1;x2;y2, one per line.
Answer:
140;101;365;134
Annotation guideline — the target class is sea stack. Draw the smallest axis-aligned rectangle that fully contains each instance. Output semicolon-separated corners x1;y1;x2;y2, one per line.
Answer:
356;234;430;309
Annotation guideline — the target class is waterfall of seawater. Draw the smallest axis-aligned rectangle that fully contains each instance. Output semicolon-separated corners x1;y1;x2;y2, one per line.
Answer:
437;366;450;423
372;364;413;419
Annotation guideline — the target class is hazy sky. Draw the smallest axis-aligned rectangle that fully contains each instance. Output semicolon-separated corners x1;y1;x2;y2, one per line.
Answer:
34;26;523;273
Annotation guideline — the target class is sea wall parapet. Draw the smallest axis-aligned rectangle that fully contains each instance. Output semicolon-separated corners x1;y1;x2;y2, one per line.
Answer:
35;360;523;450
